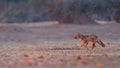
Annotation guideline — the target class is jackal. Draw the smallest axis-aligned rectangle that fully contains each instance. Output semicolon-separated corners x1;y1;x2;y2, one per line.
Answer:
74;33;105;50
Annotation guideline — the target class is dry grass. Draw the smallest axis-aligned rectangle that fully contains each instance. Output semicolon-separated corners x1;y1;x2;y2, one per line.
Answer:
0;22;120;68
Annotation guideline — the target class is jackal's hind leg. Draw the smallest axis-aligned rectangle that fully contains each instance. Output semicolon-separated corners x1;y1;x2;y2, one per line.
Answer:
91;43;95;50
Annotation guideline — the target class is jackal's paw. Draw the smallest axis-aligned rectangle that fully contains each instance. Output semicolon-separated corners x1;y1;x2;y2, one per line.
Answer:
89;46;95;50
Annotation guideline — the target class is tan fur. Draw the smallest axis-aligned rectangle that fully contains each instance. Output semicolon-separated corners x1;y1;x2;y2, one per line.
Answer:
74;33;105;50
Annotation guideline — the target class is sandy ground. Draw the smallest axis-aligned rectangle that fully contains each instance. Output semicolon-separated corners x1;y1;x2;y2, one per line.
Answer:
0;22;120;68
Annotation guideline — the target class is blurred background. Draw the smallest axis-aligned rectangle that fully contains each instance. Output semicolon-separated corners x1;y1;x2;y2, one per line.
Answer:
0;0;120;24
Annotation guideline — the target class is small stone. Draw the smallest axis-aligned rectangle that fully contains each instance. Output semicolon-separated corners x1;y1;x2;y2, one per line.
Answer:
77;56;81;60
38;55;44;59
25;59;35;65
23;54;29;57
96;62;102;68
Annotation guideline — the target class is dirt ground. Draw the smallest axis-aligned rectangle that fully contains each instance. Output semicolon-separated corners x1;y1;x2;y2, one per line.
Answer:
0;22;120;68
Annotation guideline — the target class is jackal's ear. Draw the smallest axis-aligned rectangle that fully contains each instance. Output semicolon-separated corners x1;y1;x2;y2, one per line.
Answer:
76;33;80;35
74;33;80;36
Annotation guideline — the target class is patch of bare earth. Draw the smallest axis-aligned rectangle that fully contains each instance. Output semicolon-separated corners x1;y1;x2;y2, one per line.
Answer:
0;22;120;68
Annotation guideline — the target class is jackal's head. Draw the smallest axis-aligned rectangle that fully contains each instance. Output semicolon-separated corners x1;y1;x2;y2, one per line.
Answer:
74;33;81;39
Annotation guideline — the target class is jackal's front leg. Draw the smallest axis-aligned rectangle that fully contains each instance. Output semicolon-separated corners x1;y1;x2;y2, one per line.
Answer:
84;42;89;50
79;43;84;49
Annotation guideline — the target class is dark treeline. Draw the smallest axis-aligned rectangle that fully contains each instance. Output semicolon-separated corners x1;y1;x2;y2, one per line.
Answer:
0;0;120;24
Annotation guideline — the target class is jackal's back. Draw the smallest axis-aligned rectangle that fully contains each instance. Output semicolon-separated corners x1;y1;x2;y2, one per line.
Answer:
74;33;98;41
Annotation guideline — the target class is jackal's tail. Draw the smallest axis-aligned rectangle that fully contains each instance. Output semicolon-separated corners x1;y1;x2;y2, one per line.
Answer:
97;39;105;47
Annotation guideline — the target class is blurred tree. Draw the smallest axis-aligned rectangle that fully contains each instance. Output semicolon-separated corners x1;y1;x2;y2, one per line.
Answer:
0;0;120;23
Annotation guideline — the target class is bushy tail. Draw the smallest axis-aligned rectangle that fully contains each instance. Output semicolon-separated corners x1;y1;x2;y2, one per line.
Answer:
97;39;105;47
